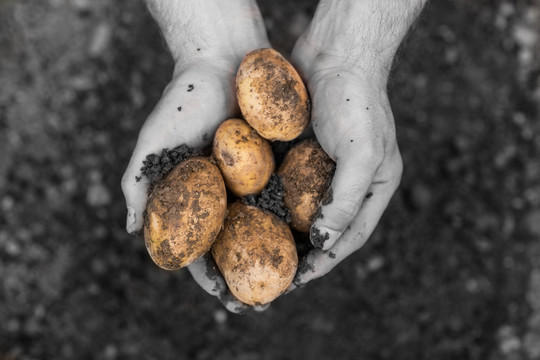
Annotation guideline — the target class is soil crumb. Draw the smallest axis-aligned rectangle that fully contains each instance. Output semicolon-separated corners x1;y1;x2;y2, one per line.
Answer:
296;257;315;277
140;144;200;186
243;174;291;223
322;186;334;206
310;226;329;249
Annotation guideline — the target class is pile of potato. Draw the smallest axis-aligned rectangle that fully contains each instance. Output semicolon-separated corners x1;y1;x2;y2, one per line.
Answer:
144;48;335;306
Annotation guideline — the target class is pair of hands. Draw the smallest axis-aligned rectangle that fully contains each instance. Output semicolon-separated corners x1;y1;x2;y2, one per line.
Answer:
121;0;404;313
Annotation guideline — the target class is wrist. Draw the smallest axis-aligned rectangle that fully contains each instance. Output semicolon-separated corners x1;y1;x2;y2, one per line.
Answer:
166;30;269;72
298;0;426;82
294;40;392;88
145;0;269;68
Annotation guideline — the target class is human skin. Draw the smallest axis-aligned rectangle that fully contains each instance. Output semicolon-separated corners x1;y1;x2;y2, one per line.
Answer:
121;0;271;313
288;0;427;290
121;0;427;311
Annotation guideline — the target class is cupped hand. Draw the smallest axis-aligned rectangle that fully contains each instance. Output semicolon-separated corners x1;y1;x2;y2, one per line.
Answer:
120;61;255;312
122;61;238;235
287;41;403;290
121;0;273;313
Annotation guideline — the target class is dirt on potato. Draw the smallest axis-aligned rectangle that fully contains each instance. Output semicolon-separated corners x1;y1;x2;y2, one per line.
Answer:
236;48;310;141
144;157;227;270
278;138;335;233
211;202;297;306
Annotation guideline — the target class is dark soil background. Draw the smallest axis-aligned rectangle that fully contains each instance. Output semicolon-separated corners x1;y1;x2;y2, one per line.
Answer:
1;1;540;359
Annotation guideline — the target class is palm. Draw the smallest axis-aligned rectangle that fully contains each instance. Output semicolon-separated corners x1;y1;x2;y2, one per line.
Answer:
121;61;271;313
288;48;403;288
121;63;236;233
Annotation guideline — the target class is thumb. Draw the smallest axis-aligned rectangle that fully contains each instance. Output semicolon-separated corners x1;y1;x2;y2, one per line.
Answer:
121;148;151;234
310;136;383;250
305;69;388;250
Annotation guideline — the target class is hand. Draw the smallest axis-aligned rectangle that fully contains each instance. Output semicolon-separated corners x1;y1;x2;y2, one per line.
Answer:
286;0;427;290
288;58;403;289
121;61;238;235
121;0;270;313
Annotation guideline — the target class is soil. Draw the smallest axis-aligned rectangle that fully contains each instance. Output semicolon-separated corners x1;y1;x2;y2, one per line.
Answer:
243;174;291;224
140;144;201;186
1;1;540;360
309;227;330;250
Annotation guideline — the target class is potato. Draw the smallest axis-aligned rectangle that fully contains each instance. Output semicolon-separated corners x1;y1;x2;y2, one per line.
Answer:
236;48;310;142
144;157;227;270
213;118;274;196
278;139;335;233
211;202;298;305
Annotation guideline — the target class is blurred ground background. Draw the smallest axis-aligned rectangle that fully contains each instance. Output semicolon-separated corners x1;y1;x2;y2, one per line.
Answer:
1;0;540;359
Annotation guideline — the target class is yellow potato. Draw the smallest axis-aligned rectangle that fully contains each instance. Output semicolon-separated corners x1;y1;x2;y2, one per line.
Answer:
236;48;310;141
278;139;335;233
213;118;274;196
211;202;298;305
144;157;227;270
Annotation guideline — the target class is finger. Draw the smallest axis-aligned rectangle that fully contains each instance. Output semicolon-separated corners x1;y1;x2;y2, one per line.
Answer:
187;254;248;314
285;282;299;294
218;292;270;314
290;32;319;80
187;253;226;297
296;153;402;286
307;73;388;250
310;134;383;250
217;292;270;313
121;66;235;234
250;302;271;312
187;253;270;314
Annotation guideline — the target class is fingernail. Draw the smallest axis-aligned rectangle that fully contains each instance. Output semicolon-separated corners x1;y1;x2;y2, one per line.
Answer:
321;228;341;250
310;226;341;249
126;206;137;234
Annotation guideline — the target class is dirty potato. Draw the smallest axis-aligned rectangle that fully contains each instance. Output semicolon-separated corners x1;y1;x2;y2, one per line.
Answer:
213;118;274;196
144;157;227;270
211;202;298;305
278;139;335;233
236;48;310;142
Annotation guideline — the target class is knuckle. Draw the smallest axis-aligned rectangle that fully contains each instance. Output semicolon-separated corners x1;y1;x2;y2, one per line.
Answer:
325;198;359;222
357;141;384;169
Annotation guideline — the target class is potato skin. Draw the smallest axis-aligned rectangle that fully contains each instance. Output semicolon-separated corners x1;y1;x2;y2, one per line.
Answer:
236;48;310;142
211;202;298;305
278;139;335;233
213;118;275;196
144;157;227;270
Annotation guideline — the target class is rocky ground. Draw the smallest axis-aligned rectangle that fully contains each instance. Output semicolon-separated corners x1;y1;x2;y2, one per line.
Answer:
1;0;540;359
